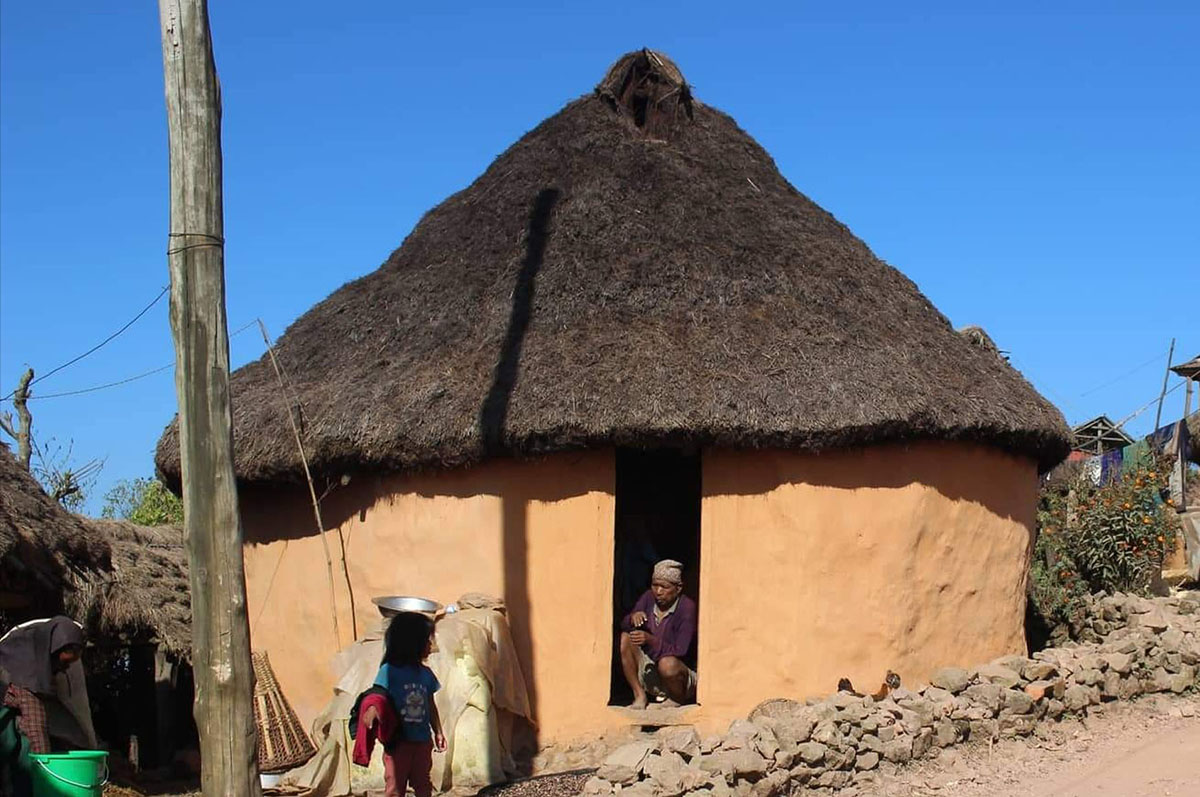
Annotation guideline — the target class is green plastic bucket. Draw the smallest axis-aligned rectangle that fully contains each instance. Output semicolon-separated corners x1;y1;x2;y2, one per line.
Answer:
29;750;108;797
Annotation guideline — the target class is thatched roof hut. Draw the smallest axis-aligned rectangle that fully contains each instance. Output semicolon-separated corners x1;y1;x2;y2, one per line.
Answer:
153;50;1071;742
1;443;109;616
2;443;189;655
156;49;1067;487
68;519;191;659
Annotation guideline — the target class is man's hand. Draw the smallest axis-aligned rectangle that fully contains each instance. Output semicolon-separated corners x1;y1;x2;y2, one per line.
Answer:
630;630;654;647
434;731;447;753
631;611;647;628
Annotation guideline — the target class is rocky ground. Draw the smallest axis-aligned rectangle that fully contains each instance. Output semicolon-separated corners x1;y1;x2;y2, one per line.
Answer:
103;694;1200;797
847;693;1199;797
572;590;1200;797
105;590;1200;797
474;693;1200;797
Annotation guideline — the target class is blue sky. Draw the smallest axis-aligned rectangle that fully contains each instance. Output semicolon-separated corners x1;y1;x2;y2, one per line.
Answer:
1;1;1197;513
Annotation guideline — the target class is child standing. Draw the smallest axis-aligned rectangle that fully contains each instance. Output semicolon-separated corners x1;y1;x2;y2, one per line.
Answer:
374;612;446;797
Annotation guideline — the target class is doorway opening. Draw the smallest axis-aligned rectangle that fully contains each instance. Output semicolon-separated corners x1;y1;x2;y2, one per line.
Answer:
609;447;701;707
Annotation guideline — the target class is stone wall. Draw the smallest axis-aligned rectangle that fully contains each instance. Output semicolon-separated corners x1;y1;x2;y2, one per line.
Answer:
583;591;1200;797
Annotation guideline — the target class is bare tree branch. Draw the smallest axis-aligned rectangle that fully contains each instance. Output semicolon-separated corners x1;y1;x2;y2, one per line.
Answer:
1;368;35;469
51;481;82;502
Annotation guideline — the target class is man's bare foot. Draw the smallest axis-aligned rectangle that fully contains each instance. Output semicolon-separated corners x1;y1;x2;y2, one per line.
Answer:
659;698;681;708
629;693;648;710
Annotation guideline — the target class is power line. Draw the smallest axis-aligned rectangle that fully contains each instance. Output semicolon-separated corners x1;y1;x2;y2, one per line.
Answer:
229;319;260;338
2;285;169;401
1113;380;1185;430
20;319;260;401
1078;352;1165;398
1007;355;1081;415
29;364;173;399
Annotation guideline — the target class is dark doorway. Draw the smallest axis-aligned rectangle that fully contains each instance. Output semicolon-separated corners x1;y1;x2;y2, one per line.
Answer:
609;447;701;705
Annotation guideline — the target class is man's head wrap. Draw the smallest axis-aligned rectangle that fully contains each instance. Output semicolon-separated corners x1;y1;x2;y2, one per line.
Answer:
652;559;684;586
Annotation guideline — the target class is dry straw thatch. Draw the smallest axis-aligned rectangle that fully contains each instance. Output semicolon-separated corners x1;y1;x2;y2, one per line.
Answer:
157;49;1069;486
1;444;109;606
68;518;191;658
1;445;188;653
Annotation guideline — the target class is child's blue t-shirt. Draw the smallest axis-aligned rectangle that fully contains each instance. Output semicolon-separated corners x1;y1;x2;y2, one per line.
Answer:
374;663;441;742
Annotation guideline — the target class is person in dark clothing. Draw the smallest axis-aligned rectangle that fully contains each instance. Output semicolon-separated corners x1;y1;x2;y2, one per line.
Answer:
0;616;92;797
619;559;697;708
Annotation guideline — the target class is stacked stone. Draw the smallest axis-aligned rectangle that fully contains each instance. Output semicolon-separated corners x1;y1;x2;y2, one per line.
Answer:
582;591;1199;797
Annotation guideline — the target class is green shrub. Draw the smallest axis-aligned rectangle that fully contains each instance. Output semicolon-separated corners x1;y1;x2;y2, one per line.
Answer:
101;477;183;526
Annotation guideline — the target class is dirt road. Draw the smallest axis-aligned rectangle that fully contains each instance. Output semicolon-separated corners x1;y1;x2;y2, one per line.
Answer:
857;694;1200;797
1024;723;1200;797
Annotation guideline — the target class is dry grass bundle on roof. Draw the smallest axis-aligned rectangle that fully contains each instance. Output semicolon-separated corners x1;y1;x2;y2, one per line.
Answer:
70;519;191;658
157;50;1070;487
596;49;692;140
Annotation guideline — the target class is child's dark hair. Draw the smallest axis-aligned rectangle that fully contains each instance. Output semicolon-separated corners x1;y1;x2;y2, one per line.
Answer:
382;612;433;667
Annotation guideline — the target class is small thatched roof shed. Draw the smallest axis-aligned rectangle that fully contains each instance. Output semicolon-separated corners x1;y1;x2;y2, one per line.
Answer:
68;519;191;659
1;443;110;616
156;49;1068;486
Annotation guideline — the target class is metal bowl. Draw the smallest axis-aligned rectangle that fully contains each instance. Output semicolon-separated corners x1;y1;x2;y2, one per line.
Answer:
371;596;443;617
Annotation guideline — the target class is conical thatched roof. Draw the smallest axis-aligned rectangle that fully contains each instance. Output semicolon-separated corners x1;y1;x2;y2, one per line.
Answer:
1;444;110;613
157;50;1069;486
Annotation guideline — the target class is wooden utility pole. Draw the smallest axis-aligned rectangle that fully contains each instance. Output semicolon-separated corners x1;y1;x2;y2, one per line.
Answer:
157;2;260;794
1152;338;1176;432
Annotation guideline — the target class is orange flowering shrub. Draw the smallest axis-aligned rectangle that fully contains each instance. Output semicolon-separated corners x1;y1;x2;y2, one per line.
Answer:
1031;453;1181;629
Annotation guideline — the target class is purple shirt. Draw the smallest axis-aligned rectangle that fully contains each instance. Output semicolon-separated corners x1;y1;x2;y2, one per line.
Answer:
621;591;697;663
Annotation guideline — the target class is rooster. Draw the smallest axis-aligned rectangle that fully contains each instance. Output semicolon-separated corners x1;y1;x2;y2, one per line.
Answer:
837;670;901;701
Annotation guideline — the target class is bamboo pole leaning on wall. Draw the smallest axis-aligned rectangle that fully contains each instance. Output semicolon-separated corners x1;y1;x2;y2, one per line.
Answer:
157;1;260;794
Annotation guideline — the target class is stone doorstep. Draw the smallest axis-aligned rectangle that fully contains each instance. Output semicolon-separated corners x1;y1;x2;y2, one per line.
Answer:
612;704;700;728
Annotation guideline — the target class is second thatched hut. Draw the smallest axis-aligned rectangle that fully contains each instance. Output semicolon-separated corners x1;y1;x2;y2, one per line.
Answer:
1;443;108;622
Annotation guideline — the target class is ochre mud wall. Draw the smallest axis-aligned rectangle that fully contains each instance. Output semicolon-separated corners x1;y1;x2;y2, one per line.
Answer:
698;442;1038;725
239;441;1037;743
239;449;617;741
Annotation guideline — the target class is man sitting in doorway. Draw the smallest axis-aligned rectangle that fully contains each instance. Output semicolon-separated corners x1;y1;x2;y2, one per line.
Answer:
619;559;697;709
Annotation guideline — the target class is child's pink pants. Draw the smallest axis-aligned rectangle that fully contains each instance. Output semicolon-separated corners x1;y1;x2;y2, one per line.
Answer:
383;740;434;797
